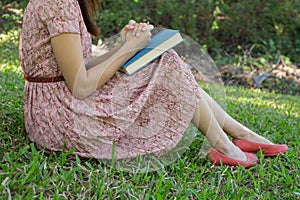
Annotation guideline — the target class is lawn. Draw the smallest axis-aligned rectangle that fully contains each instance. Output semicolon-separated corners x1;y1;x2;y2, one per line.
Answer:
1;25;300;200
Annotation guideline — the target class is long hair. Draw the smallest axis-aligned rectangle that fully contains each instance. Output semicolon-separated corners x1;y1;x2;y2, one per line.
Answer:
77;0;100;36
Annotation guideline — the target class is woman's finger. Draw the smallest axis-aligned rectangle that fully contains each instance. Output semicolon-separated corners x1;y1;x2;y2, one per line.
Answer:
124;24;135;31
128;20;137;28
137;23;149;37
132;22;152;37
132;23;142;37
148;24;154;31
142;23;148;32
128;20;136;26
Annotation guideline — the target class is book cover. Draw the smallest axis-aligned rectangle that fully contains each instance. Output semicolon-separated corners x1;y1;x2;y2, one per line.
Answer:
121;29;183;75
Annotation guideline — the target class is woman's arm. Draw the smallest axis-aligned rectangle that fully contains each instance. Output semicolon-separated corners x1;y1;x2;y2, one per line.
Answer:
51;24;151;99
86;21;153;70
86;45;123;70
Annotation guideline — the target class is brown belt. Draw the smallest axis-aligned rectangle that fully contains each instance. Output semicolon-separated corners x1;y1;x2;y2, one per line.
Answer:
24;74;65;83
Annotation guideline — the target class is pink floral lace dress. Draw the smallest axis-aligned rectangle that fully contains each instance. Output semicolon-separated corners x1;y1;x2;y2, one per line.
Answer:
19;0;202;160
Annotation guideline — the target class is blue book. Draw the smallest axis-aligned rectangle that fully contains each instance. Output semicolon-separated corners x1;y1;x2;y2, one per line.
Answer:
121;29;183;75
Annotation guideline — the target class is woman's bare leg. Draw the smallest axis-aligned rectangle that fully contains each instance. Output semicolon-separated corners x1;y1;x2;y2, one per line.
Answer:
198;87;273;144
192;98;247;161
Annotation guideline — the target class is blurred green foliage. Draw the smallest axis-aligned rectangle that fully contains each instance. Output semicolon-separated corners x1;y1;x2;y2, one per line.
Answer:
97;0;300;63
1;0;299;64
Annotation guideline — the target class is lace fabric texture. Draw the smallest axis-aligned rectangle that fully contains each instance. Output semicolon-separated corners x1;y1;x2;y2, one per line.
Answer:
20;0;202;160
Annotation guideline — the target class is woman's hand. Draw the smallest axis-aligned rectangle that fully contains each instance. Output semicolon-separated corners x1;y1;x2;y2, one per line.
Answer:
122;27;152;55
120;20;136;42
120;20;154;43
131;21;154;37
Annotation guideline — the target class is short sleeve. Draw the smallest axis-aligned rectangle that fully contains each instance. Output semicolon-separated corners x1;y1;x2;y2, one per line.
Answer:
39;0;81;38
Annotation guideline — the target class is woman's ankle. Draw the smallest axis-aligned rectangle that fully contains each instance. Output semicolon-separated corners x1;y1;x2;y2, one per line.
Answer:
213;142;247;161
213;140;232;155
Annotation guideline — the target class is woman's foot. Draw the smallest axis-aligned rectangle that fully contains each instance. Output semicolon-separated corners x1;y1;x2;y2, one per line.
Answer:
234;130;274;145
224;145;248;161
214;140;247;161
208;147;258;168
232;129;288;156
232;138;288;156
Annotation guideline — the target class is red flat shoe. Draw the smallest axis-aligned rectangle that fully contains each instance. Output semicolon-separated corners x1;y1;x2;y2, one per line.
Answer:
208;148;258;168
232;139;288;156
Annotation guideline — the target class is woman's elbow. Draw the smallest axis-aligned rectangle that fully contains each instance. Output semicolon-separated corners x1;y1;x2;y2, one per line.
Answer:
71;86;94;100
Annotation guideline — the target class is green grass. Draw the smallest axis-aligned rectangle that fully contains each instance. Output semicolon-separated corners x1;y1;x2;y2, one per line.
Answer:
1;23;300;200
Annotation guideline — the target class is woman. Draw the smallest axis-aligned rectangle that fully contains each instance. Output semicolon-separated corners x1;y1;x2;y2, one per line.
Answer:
19;0;288;168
